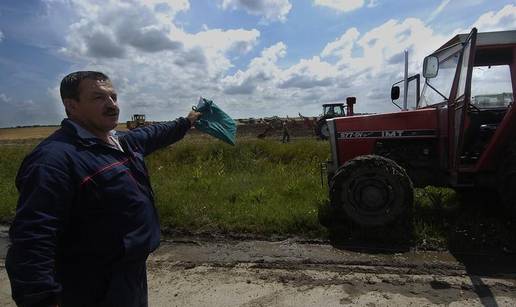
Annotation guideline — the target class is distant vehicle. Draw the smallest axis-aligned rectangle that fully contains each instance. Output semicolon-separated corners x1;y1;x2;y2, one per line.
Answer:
315;98;356;140
126;114;148;130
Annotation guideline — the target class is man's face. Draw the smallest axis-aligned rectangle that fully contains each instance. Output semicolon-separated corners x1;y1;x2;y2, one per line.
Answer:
66;78;119;134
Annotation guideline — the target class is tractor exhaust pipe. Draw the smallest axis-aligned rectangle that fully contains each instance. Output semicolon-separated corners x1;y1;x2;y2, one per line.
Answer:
346;97;356;116
403;50;409;111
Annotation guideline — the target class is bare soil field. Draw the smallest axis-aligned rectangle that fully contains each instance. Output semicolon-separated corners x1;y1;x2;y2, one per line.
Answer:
0;126;59;141
0;120;316;142
0;124;131;141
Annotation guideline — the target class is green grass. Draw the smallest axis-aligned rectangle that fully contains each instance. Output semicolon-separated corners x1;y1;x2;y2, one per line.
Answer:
1;137;514;250
147;138;329;237
0;145;33;223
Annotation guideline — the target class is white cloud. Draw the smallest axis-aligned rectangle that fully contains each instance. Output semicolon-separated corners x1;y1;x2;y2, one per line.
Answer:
221;0;292;22
321;18;444;77
220;41;355;116
0;93;11;103
49;0;263;120
141;0;190;13
61;1;184;58
279;56;338;89
183;28;259;54
67;0;190;16
314;17;453;113
58;0;259;78
107;3;514;119
321;28;360;59
426;0;451;23
0;30;4;42
172;27;260;77
222;42;286;95
314;0;365;13
0;93;55;127
367;0;378;8
355;18;442;72
470;4;516;32
141;0;190;25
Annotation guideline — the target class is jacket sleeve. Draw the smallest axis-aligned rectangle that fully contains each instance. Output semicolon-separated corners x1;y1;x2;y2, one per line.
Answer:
123;117;191;156
6;160;74;307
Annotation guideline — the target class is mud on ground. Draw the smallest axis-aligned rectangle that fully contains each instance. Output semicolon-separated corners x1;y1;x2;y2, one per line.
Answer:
1;227;515;307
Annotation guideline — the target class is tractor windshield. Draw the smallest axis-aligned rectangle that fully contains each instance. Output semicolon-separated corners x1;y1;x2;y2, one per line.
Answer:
323;105;345;116
419;44;463;107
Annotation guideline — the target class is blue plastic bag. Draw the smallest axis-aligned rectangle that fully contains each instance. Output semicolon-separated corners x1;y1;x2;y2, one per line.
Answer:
193;97;237;145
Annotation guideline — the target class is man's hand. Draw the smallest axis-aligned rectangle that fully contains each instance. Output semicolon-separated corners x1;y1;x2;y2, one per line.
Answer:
187;111;202;126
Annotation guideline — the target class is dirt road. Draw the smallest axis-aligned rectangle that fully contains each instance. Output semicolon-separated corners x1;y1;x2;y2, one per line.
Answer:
1;227;515;306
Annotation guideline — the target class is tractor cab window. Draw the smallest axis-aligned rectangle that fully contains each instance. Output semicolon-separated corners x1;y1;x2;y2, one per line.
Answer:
419;48;461;107
470;65;513;109
323;105;345;117
461;65;513;165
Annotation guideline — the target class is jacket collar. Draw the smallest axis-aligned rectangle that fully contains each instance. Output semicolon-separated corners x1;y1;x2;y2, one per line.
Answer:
61;118;118;147
67;119;98;139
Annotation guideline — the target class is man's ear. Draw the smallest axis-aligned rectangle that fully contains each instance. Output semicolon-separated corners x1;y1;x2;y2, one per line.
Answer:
63;98;78;116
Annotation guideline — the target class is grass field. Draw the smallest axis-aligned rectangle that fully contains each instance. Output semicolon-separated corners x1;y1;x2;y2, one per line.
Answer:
149;137;329;237
0;130;514;251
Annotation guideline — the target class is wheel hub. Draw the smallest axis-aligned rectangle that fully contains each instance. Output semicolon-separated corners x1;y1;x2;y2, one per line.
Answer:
350;176;392;215
360;185;386;209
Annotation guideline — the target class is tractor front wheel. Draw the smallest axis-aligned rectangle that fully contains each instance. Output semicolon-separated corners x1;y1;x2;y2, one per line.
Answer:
330;155;414;227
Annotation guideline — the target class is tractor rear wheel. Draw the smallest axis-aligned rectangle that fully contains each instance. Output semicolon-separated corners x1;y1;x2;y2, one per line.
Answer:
498;143;516;217
330;155;414;227
315;118;330;140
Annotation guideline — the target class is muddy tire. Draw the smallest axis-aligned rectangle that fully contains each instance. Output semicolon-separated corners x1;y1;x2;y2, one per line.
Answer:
330;155;414;227
315;118;330;140
498;143;516;217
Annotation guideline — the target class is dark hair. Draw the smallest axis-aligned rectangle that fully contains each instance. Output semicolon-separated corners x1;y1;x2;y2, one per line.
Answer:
60;71;110;102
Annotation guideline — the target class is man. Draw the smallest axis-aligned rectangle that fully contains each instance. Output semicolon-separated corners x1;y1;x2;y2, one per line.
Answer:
282;120;290;143
5;71;201;307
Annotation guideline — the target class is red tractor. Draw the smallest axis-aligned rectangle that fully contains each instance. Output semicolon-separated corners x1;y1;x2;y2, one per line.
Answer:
326;28;516;227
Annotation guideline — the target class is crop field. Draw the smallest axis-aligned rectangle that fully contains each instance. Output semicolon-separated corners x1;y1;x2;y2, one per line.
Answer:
0;124;128;141
0;126;60;141
0;126;514;251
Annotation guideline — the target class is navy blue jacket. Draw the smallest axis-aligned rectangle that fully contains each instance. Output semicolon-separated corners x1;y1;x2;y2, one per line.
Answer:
5;118;191;306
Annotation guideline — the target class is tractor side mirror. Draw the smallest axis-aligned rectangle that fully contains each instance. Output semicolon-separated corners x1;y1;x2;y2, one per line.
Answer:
391;86;400;100
423;56;439;78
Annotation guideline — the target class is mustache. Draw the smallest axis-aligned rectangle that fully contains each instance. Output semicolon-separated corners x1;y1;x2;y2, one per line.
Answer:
103;108;119;116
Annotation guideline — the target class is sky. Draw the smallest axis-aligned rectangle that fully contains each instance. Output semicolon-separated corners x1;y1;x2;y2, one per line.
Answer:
0;0;515;127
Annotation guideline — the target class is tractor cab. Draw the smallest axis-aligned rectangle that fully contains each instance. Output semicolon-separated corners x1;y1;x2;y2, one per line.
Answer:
132;114;146;123
315;103;348;139
420;29;516;173
322;103;346;117
127;114;148;130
